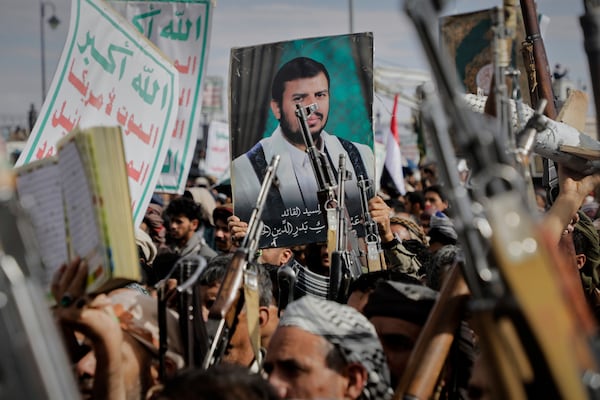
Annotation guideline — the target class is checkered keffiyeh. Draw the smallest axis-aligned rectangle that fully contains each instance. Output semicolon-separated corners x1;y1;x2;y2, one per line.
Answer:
279;295;393;400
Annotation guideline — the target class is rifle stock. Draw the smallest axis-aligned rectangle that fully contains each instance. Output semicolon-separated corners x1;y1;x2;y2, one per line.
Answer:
209;250;247;322
394;263;470;400
202;249;247;369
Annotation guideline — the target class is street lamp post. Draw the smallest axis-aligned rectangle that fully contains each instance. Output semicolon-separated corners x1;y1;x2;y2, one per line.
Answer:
40;1;60;103
348;0;354;33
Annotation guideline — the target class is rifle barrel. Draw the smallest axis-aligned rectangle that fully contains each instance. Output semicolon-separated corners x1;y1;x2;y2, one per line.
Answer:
203;155;280;369
519;0;557;118
581;1;600;138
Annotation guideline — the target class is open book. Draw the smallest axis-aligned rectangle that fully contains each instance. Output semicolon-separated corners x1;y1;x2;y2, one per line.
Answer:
15;126;140;293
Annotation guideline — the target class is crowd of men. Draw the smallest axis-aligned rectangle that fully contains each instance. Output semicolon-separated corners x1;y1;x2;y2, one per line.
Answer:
38;151;600;400
9;50;600;399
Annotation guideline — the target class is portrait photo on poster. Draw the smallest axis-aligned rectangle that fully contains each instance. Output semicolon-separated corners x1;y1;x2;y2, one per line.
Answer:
230;32;375;248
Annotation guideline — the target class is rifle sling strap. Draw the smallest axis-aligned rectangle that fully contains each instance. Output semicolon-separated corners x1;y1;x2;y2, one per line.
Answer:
243;269;262;367
246;143;285;208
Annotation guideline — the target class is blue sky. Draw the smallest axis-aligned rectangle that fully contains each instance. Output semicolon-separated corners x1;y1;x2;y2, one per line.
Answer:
0;0;590;127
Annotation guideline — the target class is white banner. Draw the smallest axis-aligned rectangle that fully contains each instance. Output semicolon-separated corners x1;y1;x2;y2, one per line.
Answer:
204;120;230;181
16;0;179;227
110;0;213;194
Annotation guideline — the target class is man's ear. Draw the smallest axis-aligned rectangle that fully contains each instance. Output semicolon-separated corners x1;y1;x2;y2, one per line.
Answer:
270;100;281;120
190;218;199;231
259;305;270;328
280;248;293;265
164;357;179;378
149;356;178;387
343;362;368;400
576;253;587;270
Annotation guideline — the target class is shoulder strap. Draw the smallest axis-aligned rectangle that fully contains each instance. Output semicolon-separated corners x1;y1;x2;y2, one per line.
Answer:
336;137;369;181
245;142;286;221
246;142;269;182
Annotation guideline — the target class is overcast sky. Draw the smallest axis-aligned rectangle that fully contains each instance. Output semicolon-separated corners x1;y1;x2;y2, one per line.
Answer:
0;0;590;127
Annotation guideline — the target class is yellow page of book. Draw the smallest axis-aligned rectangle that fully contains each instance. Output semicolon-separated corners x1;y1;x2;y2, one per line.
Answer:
85;126;140;291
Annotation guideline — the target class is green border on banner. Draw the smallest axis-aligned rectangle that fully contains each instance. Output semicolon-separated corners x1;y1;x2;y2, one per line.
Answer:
159;0;212;191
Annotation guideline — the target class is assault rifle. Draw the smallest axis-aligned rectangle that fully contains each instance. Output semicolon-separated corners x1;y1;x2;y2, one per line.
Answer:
295;103;362;303
202;155;280;369
328;154;362;303
519;0;557;119
519;0;560;204
489;2;539;208
357;176;386;272
295;103;339;256
491;2;518;150
404;0;600;398
157;254;207;379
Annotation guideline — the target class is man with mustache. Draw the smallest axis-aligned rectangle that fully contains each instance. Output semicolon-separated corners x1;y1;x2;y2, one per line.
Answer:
232;57;375;245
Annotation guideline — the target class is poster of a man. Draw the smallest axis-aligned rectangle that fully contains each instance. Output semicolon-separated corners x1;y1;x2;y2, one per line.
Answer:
230;33;375;248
